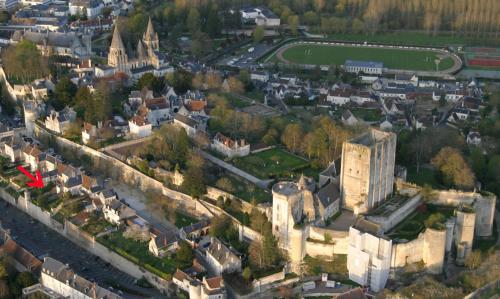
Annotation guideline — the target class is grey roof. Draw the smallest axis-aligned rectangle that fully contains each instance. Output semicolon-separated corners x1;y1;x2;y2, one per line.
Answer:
42;257;122;299
180;219;210;235
174;113;197;127
65;175;82;188
207;238;239;266
345;60;384;69
315;181;340;208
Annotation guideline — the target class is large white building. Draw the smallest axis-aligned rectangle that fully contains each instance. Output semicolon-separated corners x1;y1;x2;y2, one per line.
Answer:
69;0;102;18
206;237;241;275
38;257;122;299
340;129;396;214
347;219;392;292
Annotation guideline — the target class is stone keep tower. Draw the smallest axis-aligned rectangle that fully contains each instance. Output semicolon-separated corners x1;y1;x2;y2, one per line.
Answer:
340;129;396;214
108;24;129;74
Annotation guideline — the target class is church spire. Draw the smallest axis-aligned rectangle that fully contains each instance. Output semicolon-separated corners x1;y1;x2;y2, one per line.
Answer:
110;24;125;50
142;17;159;51
144;17;156;41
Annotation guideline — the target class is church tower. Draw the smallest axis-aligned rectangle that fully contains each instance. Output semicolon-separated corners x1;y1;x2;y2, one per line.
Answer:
142;17;159;52
108;24;129;74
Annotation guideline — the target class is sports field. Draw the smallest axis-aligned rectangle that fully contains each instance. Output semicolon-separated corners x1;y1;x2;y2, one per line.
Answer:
273;43;456;71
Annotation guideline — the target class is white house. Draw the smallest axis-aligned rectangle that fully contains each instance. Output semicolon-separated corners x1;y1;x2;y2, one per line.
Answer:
327;89;351;106
69;0;103;18
128;115;152;138
44;108;76;134
466;131;481;146
211;133;250;158
240;7;280;27
206;238;241;276
103;199;136;225
173;114;199;137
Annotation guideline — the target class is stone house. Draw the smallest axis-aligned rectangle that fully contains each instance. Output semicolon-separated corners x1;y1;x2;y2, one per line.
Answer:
205;237;241;275
179;219;210;241
103;199;136;225
44;108;77;134
173;114;199;137
211;133;250;158
3;136;23;163
467;131;481;146
149;234;179;257
22;144;43;172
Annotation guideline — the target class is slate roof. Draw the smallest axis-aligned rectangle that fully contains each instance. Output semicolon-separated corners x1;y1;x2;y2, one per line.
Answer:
315;181;340;208
345;60;383;69
2;239;42;273
174;113;197;128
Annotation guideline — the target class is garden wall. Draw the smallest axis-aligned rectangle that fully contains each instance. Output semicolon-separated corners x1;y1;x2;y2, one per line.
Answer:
252;271;285;293
306;226;349;255
0;188;170;292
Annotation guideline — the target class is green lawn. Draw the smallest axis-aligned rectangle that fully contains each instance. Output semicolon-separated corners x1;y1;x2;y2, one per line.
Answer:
350;108;383;122
278;44;455;71
224;175;272;203
232;148;310;179
81;216;113;236
174;211;198;228
98;231;175;279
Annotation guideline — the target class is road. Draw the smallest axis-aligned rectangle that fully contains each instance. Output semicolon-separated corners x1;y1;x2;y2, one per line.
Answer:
0;200;166;298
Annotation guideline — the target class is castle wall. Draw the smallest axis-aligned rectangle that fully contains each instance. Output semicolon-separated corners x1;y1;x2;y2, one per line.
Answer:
390;228;446;274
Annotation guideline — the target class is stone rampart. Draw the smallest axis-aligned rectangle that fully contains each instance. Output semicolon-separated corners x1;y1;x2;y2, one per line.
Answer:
391;228;446;274
366;194;422;232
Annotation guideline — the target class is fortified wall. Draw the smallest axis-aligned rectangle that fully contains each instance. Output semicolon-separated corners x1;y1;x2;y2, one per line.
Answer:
390;228;447;274
434;190;496;237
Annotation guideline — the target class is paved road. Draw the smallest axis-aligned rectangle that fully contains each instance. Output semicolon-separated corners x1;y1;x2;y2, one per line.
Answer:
0;200;165;299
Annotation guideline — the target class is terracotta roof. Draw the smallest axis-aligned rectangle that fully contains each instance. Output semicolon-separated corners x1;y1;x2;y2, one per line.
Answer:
173;269;191;282
81;174;96;190
187;100;206;112
204;276;223;290
131;115;149;126
3;239;42;273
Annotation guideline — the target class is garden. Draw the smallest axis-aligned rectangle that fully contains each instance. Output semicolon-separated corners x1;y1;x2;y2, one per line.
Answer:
231;148;311;180
97;230;176;279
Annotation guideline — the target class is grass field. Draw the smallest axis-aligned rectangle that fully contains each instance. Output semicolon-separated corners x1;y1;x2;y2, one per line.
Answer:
276;44;455;71
232;148;310;179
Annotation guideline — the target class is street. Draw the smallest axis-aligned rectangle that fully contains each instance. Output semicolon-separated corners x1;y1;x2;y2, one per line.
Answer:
0;200;166;298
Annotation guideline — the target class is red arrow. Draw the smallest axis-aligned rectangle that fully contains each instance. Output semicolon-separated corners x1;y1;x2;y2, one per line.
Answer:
17;166;45;189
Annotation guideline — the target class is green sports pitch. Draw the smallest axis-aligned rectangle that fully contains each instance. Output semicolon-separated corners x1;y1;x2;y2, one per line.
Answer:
272;43;456;71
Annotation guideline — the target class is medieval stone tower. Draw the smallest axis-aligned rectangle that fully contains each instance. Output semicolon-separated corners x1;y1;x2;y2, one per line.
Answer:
107;24;129;74
340;129;396;214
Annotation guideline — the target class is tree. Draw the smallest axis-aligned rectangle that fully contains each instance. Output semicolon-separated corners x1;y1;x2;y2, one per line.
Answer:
313;0;325;13
53;77;77;110
281;123;304;153
225;77;245;94
191;31;212;57
176;241;194;269
0;11;9;24
0;262;7;279
215;177;234;193
166;69;193;94
138;73;165;94
351;18;365;33
187;8;200;33
2;40;48;82
206;6;221;38
431;147;475;190
242;267;252;282
420;184;437;202
288;15;299;35
253;26;265;43
181;151;206;198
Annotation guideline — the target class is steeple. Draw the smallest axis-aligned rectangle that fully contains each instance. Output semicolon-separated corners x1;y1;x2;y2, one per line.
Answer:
108;24;129;74
142;17;159;51
110;24;125;50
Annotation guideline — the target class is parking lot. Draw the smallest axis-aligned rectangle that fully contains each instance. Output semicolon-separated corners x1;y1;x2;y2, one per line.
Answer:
0;200;164;298
217;43;274;68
